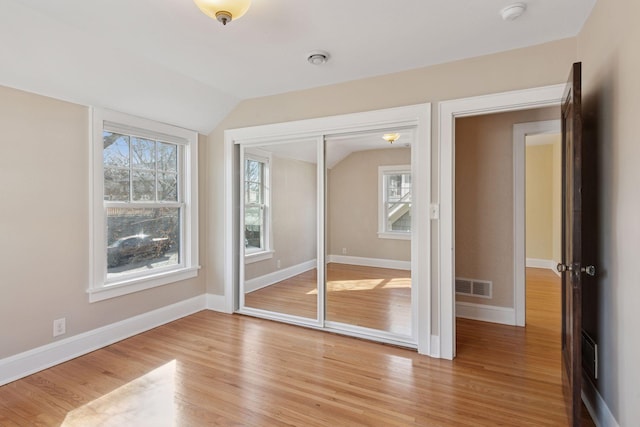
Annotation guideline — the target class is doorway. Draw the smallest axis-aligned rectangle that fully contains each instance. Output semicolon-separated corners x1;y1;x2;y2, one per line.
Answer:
453;109;560;330
438;84;565;359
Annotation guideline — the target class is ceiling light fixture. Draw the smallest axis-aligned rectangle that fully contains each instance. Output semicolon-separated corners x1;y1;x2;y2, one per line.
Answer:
193;0;252;25
307;50;330;66
382;133;401;144
500;3;527;21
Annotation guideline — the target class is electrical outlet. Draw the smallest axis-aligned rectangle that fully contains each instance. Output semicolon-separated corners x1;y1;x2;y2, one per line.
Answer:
53;318;66;337
276;259;281;269
342;248;347;255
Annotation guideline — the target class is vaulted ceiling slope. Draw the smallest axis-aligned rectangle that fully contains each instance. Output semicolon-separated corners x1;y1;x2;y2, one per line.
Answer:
0;0;596;133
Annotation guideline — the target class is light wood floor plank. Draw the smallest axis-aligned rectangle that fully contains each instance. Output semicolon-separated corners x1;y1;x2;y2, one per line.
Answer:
0;268;594;426
244;263;411;335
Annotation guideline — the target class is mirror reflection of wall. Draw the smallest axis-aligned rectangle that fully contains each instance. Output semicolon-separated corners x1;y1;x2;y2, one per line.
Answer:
241;140;318;320
325;131;413;337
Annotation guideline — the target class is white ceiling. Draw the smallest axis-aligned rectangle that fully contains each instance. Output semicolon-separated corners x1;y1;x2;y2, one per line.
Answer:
0;0;596;134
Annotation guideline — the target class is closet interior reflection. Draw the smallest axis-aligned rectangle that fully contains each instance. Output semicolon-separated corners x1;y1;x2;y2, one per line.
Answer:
239;130;413;341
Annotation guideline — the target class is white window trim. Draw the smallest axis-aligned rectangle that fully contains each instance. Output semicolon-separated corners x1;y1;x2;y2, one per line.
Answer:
243;148;273;264
378;165;412;240
89;108;199;302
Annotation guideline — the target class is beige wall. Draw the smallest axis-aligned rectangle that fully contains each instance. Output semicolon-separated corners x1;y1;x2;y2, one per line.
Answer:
207;38;577;337
328;148;411;261
551;139;561;264
577;0;640;424
455;107;559;308
525;137;561;262
245;155;317;280
0;85;206;359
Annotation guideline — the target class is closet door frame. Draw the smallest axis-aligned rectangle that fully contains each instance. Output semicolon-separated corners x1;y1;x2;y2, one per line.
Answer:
223;103;432;354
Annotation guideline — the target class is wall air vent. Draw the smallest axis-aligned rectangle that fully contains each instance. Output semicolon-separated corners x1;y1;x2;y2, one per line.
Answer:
455;278;492;299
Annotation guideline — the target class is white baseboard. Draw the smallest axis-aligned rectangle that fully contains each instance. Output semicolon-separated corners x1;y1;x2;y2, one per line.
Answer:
206;293;228;313
328;255;411;271
244;259;316;293
456;301;516;326
0;295;206;387
582;375;619;427
526;258;560;276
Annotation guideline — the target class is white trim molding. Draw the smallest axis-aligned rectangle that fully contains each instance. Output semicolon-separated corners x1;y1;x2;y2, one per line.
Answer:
206;294;228;313
513;119;561;325
438;84;565;360
526;257;561;275
327;255;411;271
582;376;620;427
0;296;206;387
456;301;516;326
244;259;317;293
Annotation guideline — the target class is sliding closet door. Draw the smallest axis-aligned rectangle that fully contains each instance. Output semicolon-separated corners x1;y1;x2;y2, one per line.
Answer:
240;139;320;321
324;131;413;338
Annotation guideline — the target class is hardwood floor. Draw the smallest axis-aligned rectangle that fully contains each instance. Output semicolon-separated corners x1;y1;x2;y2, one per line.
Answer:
244;263;411;335
0;268;594;426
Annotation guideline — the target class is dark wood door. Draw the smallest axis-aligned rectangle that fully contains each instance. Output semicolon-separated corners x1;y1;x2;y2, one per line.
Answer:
559;61;584;427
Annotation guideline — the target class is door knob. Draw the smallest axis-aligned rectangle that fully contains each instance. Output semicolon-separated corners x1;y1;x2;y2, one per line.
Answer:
557;263;573;272
581;265;596;276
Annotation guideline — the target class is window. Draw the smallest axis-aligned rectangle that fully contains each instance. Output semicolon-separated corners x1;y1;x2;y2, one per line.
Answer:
378;165;412;240
90;109;199;302
243;150;272;262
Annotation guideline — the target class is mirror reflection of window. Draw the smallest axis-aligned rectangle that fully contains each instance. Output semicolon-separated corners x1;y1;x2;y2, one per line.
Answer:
379;165;411;238
244;154;270;254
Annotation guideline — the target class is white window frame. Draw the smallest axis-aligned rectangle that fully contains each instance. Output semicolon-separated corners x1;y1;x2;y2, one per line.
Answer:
378;165;412;240
89;108;199;302
243;148;273;264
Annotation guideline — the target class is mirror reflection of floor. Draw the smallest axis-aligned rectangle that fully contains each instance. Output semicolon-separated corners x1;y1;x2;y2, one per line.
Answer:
243;263;411;336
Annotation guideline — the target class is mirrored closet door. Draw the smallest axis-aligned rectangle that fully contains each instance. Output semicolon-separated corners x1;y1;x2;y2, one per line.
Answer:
324;131;414;338
240;139;322;322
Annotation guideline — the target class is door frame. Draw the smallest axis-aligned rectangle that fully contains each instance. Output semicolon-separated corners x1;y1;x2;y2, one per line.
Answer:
514;119;561;326
222;103;432;354
438;84;565;359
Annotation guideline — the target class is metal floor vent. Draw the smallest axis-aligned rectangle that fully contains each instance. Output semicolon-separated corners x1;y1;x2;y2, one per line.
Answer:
455;278;492;299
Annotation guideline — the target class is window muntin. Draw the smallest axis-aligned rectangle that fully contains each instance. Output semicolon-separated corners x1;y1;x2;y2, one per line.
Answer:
379;165;412;239
103;130;183;279
90;109;199;302
244;154;270;255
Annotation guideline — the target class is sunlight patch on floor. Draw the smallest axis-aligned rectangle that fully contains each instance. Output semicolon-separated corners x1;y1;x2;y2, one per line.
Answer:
61;360;176;426
306;277;411;294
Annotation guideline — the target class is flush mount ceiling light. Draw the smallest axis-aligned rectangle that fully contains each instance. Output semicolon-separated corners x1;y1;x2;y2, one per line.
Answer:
193;0;252;25
307;50;330;66
382;133;401;144
500;2;527;21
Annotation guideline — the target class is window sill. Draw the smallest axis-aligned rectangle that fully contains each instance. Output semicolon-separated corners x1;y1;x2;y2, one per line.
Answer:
88;266;200;302
378;232;411;241
245;250;274;264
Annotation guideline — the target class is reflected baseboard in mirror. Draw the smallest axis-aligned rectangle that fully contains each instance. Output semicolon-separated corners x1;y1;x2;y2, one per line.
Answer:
245;263;411;336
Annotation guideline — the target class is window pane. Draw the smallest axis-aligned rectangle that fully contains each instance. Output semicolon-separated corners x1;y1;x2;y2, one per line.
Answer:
132;170;156;201
158;142;177;172
131;137;156;169
103;132;129;167
245;205;263;250
158;172;178;201
387;202;411;232
107;207;180;277
245;182;262;204
245;159;262;184
104;168;130;201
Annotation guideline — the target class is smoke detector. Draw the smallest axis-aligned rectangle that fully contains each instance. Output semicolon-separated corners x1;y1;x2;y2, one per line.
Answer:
500;3;527;21
307;50;330;66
